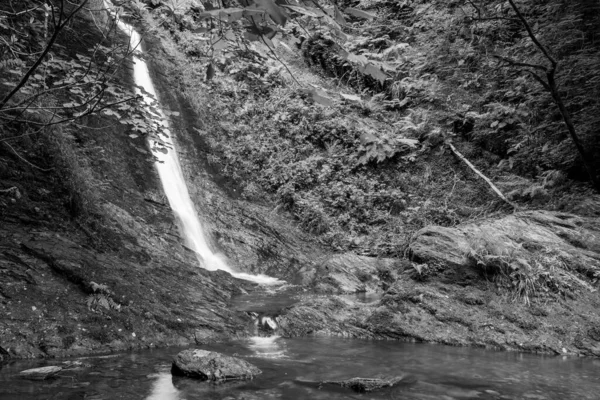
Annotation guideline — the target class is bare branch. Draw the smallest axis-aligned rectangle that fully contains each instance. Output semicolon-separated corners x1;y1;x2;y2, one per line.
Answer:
0;0;89;110
506;0;557;68
492;54;547;71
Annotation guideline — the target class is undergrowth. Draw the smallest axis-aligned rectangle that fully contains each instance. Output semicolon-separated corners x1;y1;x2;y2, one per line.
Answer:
133;0;599;254
467;236;595;304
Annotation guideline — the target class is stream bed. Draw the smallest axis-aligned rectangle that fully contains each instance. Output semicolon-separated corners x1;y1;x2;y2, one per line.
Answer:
2;336;599;399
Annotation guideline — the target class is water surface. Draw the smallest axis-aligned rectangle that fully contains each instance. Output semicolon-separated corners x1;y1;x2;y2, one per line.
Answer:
2;337;599;399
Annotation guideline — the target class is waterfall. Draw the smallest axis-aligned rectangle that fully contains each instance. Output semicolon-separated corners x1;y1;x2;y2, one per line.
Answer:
112;15;281;286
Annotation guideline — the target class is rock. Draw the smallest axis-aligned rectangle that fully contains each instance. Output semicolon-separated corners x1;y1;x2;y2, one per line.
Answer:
171;349;261;381
309;253;397;294
19;366;63;380
62;360;91;370
297;375;415;393
410;211;600;283
0;346;9;362
193;328;223;344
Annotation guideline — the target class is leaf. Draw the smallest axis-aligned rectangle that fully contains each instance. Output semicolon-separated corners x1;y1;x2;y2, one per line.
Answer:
360;131;377;144
212;39;228;51
333;5;346;26
303;87;334;107
243;31;261;42
342;51;369;66
280;5;321;17
224;30;236;41
397;138;419;148
245;24;278;40
101;109;121;118
242;7;267;20
345;7;376;20
98;296;110;310
362;63;388;84
247;0;288;26
199;8;245;22
86;295;94;309
340;93;361;102
206;62;215;81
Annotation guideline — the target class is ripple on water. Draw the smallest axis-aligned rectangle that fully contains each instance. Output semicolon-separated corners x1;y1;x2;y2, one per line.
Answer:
246;336;287;360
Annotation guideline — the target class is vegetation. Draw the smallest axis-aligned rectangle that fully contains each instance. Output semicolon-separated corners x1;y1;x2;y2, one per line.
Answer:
2;0;599;303
0;0;174;173
86;281;122;312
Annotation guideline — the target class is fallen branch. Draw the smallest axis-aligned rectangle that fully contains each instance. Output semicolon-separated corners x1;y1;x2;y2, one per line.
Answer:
446;141;517;209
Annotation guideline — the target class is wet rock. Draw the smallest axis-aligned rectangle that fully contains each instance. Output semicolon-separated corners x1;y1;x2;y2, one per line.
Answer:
308;253;397;294
62;360;92;370
171;349;261;381
19;366;62;380
298;375;416;393
193;328;224;345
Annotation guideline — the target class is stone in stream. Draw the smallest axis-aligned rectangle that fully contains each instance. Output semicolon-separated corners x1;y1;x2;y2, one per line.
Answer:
297;374;416;393
19;366;63;380
171;349;261;381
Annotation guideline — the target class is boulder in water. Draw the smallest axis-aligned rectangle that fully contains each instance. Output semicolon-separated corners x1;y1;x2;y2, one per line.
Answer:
171;349;261;381
19;366;62;380
297;375;415;393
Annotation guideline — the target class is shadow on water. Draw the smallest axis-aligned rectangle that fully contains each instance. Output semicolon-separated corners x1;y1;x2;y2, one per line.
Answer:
2;336;600;399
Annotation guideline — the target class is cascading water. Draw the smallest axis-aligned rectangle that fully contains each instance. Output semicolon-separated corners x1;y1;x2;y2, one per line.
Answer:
112;15;280;285
247;314;285;359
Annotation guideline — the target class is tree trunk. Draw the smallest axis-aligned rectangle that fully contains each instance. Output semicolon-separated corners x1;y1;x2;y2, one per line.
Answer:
547;72;600;191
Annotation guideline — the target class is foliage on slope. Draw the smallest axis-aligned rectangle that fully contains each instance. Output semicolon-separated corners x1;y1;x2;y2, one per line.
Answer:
112;0;600;257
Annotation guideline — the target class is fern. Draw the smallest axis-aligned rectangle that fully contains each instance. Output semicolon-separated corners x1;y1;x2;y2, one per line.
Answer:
0;58;24;72
86;282;121;312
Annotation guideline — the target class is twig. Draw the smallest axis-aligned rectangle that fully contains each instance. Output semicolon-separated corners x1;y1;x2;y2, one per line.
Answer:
506;0;556;68
2;141;53;172
447;141;517;209
250;19;301;86
492;55;546;71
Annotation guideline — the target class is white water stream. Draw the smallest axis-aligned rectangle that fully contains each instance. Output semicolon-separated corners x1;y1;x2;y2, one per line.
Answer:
113;17;280;285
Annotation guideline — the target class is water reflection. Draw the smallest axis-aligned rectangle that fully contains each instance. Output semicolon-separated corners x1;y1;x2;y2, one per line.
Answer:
247;336;287;359
146;372;181;400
